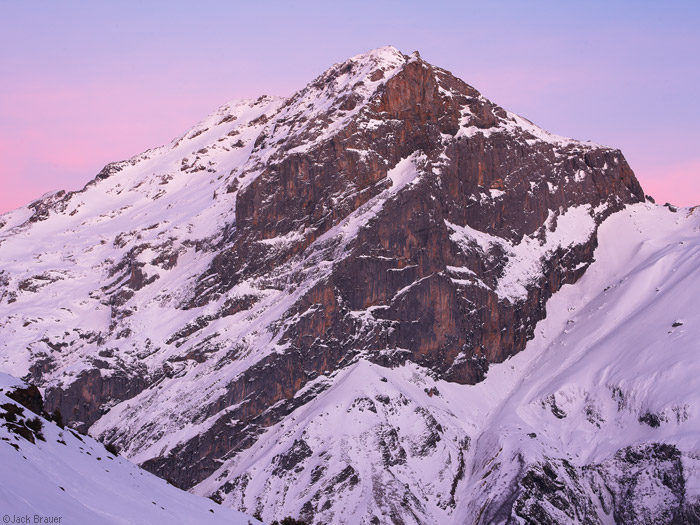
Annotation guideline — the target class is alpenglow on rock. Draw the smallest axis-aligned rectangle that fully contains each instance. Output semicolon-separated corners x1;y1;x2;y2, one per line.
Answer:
3;47;687;525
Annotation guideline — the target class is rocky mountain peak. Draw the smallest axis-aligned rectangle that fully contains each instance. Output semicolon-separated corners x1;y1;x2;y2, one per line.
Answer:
245;46;407;163
0;48;654;522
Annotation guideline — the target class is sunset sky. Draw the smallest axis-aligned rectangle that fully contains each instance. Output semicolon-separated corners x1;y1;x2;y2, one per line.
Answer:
1;1;699;213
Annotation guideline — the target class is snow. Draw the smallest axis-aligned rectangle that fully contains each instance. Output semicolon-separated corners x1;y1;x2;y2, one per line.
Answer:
511;203;700;458
489;188;504;199
0;47;419;470
505;111;605;149
453;202;700;521
193;359;472;524
448;204;599;301
448;81;608;156
0;373;259;525
252;46;406;162
305;151;424;258
388;154;421;189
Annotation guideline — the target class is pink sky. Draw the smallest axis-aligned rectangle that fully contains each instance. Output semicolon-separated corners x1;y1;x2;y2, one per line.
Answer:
0;77;231;211
640;159;700;206
1;2;698;213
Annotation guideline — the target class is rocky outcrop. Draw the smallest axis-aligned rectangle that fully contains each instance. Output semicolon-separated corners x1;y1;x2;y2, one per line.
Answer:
481;444;700;524
44;368;148;433
7;383;44;416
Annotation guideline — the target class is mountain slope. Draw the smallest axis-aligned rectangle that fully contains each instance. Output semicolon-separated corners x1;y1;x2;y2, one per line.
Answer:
0;373;260;524
456;202;700;524
191;203;700;524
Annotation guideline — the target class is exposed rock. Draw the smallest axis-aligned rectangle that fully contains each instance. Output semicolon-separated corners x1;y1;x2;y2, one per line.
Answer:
134;50;643;488
7;383;44;415
498;444;700;525
44;368;148;433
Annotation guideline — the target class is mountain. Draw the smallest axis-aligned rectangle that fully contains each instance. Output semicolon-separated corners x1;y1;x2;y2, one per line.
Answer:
1;46;695;523
0;373;260;524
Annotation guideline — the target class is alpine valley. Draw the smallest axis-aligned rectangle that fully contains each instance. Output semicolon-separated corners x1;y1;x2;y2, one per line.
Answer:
1;47;698;524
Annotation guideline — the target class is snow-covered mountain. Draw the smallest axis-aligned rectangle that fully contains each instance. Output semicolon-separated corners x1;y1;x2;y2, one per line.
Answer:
0;373;260;524
1;46;697;523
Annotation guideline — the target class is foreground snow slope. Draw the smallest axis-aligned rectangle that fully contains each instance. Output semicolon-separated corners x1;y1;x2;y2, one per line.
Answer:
0;373;260;525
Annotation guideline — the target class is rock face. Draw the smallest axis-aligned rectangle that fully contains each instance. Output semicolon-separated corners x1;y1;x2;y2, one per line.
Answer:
478;443;700;525
3;46;688;524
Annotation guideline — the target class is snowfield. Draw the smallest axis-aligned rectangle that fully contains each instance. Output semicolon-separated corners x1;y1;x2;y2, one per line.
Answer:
455;202;700;523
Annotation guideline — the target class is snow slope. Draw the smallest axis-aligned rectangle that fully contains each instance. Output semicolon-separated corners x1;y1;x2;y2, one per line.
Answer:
0;373;260;525
457;201;700;523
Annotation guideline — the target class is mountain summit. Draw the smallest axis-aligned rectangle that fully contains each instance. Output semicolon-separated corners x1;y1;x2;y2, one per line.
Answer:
4;48;693;524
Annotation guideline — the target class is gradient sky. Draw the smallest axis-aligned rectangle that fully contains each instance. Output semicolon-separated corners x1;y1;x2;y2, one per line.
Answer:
1;1;699;213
